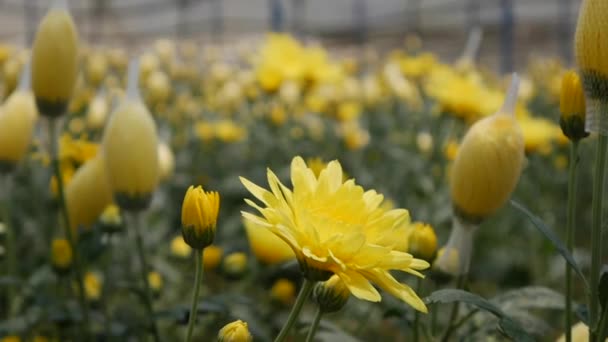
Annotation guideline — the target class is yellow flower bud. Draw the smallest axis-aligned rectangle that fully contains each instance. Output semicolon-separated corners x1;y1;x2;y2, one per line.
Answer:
181;185;220;249
157;142;174;182
270;278;296;306
313;275;350;313
450;75;524;222
575;0;608;134
203;245;224;271
51;238;72;273
100;204;122;228
408;222;438;262
243;219;294;264
102;60;160;211
2;59;22;98
222;252;247;279
84;271;102;301
148;271;163;294
86;94;108;130
560;70;588;141
145;70;171;105
65;155;113;232
218;320;252;342
170;235;193;259
31;1;79;117
85;52;108;87
0;90;38;172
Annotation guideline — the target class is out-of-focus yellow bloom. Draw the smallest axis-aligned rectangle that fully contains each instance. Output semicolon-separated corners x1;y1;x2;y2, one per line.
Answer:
341;122;370;150
157;142;174;181
170;235;192;259
84;271;102;301
148;271;163;293
383;62;422;109
31;1;79;117
450;76;524;222
557;322;607;342
217;320;253;342
195;121;215;142
59;134;98;165
65;155;113;232
243;219;294;264
560;70;588;141
103;62;159;210
222;252;247;278
203;245;223;271
181;185;220;249
146;70;171;105
336;101;361;122
100;204;121;226
0;89;38;169
50;162;75;196
215;120;246;143
51;238;72;272
68;117;85;135
313;274;350;313
86;94;108;130
408;222;438;262
2;58;22;98
269;104;287;126
416;132;434;154
107;48;128;72
279;80;300;105
85;52;108;87
154;39;175;66
241;156;429;312
139;52;159;82
270;278;296;306
554;155;568;171
518;116;562;154
398;52;437;79
1;336;20;342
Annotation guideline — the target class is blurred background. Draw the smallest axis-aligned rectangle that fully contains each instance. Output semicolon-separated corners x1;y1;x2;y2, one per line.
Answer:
0;0;580;71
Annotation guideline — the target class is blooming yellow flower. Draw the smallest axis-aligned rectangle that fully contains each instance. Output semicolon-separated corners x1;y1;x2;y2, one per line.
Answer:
241;156;429;312
181;185;220;249
31;1;79;117
218;320;252;342
51;238;72;272
244;219;294;264
58;133;99;165
203;245;223;271
270;278;296;306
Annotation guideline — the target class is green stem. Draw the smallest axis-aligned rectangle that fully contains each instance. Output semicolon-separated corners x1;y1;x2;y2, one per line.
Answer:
413;277;422;342
130;212;161;342
1;175;16;318
304;307;323;342
598;306;608;342
441;275;466;342
565;140;580;342
185;249;204;342
275;278;314;342
590;134;608;341
48;120;90;338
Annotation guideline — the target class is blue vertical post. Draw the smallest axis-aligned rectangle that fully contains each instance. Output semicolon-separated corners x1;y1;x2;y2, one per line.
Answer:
270;0;284;32
500;0;514;73
212;0;224;43
558;0;572;64
354;0;367;46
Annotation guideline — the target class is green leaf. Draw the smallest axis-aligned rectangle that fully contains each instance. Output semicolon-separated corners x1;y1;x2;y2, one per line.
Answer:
425;289;534;341
510;200;589;290
493;286;565;311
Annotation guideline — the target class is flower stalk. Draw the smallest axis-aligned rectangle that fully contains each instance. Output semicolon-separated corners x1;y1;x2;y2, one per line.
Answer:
275;278;314;342
48;119;90;337
304;307;323;342
1;175;15;318
565;140;580;342
129;212;161;342
185;248;204;342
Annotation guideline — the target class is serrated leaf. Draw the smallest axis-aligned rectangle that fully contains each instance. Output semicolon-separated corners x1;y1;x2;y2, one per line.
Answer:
510;200;589;290
493;286;565;311
425;289;534;341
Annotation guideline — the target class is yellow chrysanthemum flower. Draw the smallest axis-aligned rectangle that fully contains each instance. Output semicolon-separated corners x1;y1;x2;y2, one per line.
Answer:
244;219;294;264
241;156;429;312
